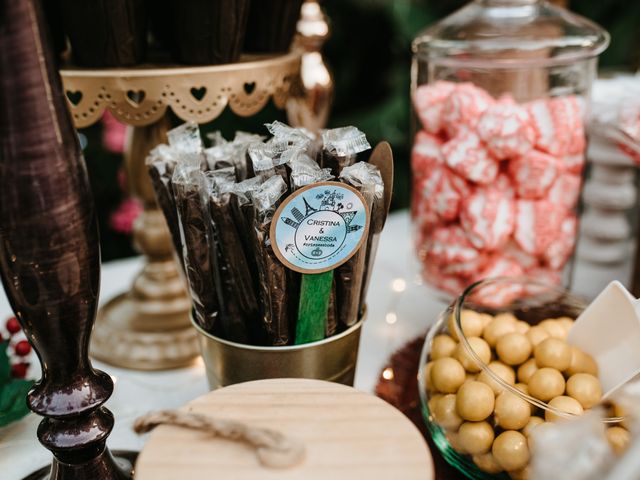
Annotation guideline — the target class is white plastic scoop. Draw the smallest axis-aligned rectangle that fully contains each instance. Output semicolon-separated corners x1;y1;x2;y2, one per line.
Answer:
568;280;640;399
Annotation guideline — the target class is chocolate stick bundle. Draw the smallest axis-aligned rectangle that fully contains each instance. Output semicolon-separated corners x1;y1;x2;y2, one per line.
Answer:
148;122;388;346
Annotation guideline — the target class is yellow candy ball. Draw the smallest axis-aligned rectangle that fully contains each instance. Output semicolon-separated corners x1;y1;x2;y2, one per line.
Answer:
477;361;516;394
458;421;495;455
528;368;565;402
446;431;468;454
534;338;572;371
565;347;599;377
472;452;502;474
431;334;457;360
514;320;531;334
448;309;485;341
431;357;466;393
606;426;631;455
496;333;532;366
473;452;503;474
509;466;531;480
492;431;530;472
539;319;567;339
432;393;463;430
427;393;442;414
424;361;435;391
556;317;574;336
566;373;602;409
483;316;517;347
479;313;494;328
526;326;550;347
494;391;531;430
545;395;584;422
517;358;539;384
456;381;495;421
522;416;545;438
455;337;491;373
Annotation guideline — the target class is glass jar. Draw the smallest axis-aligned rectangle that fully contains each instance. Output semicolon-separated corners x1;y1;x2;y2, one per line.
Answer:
418;277;625;479
410;0;609;297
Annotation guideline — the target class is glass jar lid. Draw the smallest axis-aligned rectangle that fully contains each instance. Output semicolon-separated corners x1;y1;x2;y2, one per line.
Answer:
412;0;610;68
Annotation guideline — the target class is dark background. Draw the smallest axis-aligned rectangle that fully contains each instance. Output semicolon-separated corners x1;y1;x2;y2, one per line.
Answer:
84;0;640;261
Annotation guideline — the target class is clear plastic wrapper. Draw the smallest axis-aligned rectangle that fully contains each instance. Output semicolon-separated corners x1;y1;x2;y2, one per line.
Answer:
286;148;333;191
337;162;376;327
172;166;224;335
250;176;292;345
340;162;384;315
207;168;259;342
321;126;371;177
146;144;184;268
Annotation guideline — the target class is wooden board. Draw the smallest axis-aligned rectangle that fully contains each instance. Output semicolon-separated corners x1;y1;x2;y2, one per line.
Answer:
135;378;434;480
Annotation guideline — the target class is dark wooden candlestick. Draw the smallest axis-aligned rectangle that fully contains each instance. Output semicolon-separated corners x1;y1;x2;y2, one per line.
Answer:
0;1;135;478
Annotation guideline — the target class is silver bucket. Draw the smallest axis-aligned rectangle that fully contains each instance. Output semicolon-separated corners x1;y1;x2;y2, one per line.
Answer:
192;316;363;390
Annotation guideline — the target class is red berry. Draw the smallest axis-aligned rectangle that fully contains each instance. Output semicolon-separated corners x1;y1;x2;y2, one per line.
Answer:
14;340;31;357
10;362;28;379
6;317;21;335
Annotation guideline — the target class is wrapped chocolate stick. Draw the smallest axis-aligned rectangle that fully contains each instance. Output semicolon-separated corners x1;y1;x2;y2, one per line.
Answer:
286;148;333;191
172;166;224;335
342;162;385;315
248;141;292;187
207;168;261;341
250;176;291;345
326;277;339;337
321;127;371;177
167;121;207;170
146;144;184;268
336;162;377;327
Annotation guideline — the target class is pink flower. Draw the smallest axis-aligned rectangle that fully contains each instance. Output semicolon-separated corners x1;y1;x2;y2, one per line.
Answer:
109;198;142;234
102;111;127;154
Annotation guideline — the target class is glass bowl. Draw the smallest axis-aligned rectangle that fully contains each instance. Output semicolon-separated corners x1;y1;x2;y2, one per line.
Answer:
418;277;625;479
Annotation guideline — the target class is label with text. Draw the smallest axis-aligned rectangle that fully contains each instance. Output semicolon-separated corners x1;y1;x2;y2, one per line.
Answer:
270;182;370;274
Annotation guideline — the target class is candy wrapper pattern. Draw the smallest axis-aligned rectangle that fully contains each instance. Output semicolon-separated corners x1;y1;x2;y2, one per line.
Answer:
412;81;586;297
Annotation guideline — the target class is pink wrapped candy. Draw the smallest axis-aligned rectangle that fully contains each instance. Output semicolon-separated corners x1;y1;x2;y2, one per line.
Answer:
460;188;514;250
561;152;585;174
423;262;467;296
477;103;536;160
514;199;565;255
411;81;587;295
415;165;461;222
442;83;494;138
504;241;539;271
413;81;456;135
424;225;482;265
527;96;583;157
543;214;578;270
411;131;444;177
547;172;582;211
508;149;559;199
442;129;499;184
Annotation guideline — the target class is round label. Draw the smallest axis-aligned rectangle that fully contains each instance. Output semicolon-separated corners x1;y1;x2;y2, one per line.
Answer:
270;182;370;274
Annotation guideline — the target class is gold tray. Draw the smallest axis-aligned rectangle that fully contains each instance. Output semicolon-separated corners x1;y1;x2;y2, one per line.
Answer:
60;52;302;128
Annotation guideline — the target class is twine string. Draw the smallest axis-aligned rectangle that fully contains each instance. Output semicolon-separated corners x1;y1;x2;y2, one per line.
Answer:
133;410;306;469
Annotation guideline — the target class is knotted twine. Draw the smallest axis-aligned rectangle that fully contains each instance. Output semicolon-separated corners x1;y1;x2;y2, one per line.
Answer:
133;410;306;469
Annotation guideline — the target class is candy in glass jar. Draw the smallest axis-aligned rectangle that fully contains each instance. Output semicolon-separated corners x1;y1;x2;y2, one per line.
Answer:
410;0;609;297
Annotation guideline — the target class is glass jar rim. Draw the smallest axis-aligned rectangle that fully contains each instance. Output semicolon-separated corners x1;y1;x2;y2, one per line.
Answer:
447;276;622;423
411;34;610;69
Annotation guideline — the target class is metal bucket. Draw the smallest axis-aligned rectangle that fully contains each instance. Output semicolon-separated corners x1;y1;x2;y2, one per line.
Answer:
192;316;363;390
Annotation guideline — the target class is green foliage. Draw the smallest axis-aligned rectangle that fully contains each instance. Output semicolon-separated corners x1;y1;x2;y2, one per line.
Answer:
0;341;33;427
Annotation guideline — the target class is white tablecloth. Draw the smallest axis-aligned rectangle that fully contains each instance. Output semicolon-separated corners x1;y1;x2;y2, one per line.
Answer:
0;210;631;479
1;211;452;479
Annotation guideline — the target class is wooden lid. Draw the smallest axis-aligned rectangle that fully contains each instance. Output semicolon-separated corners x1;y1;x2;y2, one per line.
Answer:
135;378;434;480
